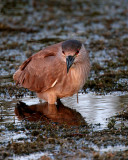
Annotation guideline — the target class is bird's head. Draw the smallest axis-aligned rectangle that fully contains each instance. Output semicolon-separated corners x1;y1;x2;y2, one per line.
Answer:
61;39;84;73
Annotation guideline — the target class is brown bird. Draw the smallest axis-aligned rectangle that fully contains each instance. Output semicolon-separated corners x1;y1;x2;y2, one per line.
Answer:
13;40;90;104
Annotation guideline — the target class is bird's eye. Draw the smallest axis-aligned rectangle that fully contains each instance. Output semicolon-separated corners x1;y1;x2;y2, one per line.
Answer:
62;51;65;54
75;50;79;55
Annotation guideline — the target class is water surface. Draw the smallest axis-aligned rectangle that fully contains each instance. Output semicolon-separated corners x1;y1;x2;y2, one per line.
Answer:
1;92;128;130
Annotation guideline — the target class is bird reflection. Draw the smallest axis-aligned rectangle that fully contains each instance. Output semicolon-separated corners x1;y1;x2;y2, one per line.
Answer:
15;100;86;126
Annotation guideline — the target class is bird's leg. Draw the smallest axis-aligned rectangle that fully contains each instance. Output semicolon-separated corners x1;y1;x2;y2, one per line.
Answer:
37;91;57;105
39;99;43;103
57;98;61;104
77;92;79;103
47;93;57;104
56;98;63;108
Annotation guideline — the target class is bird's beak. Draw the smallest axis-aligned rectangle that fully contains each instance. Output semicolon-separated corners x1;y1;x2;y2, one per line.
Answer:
66;55;75;73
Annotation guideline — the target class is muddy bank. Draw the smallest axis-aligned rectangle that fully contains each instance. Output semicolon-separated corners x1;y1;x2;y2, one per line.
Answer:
0;116;128;159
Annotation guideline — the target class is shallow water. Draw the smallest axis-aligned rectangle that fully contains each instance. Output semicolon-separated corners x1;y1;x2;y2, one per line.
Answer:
62;93;128;130
1;92;128;129
0;93;128;160
12;152;49;160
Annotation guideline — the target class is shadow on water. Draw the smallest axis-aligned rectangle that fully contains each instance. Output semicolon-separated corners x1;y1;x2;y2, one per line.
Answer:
15;92;128;130
15;100;86;126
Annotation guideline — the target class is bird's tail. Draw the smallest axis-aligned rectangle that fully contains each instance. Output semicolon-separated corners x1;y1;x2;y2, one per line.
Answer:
13;69;22;85
13;57;32;86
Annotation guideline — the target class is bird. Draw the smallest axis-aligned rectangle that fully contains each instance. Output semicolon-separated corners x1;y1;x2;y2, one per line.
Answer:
13;39;90;104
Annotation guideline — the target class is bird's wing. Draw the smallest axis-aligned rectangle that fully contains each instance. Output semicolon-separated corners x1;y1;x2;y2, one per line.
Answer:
13;42;65;92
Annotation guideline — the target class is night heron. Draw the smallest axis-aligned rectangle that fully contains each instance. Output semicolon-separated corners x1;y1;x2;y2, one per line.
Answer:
13;40;90;104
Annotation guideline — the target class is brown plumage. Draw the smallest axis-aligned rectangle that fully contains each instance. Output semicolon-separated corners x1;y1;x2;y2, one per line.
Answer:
13;40;90;104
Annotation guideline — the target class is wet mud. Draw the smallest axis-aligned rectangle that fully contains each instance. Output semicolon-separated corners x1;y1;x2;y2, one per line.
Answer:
0;0;128;159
